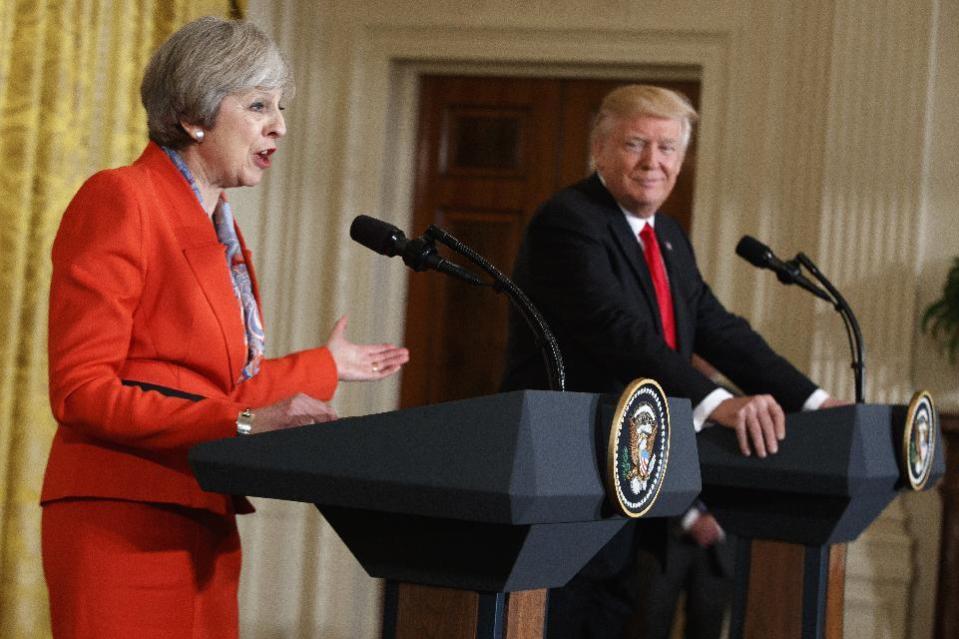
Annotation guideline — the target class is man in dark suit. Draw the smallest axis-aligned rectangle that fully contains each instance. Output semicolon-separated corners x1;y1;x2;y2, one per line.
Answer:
501;85;843;639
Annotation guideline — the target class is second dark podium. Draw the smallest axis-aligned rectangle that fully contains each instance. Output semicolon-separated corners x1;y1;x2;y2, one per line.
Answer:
190;389;702;639
698;403;945;639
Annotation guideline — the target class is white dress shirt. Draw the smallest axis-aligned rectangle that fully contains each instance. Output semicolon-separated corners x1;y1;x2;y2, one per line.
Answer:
617;206;828;431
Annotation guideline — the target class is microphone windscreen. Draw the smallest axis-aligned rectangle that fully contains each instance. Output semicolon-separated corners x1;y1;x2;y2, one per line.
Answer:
350;215;405;257
735;235;773;268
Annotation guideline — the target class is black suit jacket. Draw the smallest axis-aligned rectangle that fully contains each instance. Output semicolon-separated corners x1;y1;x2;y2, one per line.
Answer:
503;173;816;411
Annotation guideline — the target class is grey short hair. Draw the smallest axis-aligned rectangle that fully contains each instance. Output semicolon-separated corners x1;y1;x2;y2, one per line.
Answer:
141;16;294;149
590;85;698;154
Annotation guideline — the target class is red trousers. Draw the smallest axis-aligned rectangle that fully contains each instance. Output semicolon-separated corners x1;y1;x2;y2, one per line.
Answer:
42;499;241;639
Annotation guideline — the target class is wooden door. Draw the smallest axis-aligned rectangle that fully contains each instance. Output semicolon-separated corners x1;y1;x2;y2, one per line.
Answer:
399;75;700;408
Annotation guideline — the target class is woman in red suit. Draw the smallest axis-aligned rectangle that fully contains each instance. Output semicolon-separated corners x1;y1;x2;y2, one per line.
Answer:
41;16;408;638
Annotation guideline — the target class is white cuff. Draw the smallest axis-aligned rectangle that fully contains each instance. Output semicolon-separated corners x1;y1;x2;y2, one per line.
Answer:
680;507;702;531
693;388;734;431
803;388;830;411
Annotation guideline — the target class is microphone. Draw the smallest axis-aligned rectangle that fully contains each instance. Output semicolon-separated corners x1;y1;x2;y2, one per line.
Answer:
349;215;406;257
735;235;866;403
349;215;484;286
735;235;832;302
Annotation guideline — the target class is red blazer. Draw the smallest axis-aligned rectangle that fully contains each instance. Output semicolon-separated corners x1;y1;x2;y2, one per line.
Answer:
43;142;338;516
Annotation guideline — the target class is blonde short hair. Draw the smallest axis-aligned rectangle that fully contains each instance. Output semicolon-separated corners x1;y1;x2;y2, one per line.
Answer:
141;16;294;149
590;85;698;152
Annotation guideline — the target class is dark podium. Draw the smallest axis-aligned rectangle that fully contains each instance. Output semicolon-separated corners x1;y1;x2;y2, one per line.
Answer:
190;389;701;639
697;403;945;639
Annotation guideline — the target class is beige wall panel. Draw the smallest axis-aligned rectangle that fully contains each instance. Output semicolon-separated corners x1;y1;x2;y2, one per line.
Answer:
232;1;954;637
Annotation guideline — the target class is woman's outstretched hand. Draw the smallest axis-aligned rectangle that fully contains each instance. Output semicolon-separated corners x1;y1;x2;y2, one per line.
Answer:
325;315;410;381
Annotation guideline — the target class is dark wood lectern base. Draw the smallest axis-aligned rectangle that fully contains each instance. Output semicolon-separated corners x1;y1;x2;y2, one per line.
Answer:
382;582;547;639
731;539;846;639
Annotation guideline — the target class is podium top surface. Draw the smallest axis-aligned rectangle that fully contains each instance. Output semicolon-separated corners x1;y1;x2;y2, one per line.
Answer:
696;403;945;544
698;403;939;495
189;389;699;525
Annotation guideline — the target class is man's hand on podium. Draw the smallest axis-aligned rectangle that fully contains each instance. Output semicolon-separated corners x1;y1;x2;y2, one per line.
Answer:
709;394;785;458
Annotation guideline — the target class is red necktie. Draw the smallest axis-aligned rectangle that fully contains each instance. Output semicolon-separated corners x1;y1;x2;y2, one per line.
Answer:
639;224;677;350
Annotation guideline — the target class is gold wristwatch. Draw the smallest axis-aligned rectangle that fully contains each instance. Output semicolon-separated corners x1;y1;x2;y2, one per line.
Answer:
236;408;254;436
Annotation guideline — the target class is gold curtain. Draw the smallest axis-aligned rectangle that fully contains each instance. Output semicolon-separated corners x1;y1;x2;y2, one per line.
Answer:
0;1;244;636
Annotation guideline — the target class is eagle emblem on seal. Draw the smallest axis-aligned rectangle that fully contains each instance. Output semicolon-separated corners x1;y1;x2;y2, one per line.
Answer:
626;405;658;493
911;409;931;478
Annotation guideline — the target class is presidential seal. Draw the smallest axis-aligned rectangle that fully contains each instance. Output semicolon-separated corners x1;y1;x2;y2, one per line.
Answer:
903;390;937;491
607;378;670;518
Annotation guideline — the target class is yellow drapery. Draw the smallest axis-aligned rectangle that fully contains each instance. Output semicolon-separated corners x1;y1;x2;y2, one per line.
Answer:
0;2;244;635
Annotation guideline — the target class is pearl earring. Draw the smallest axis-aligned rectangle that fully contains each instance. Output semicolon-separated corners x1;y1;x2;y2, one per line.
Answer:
195;129;205;142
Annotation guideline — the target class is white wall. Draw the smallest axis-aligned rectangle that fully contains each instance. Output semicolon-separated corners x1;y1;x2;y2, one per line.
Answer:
231;1;956;637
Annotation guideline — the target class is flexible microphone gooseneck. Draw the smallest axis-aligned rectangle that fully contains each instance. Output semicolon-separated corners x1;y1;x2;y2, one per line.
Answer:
424;224;566;393
735;235;865;403
349;215;566;391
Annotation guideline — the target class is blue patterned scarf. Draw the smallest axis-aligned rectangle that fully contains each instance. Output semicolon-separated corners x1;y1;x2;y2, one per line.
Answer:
163;147;264;381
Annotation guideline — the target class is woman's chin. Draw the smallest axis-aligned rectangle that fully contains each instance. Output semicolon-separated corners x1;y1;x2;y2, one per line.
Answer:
237;173;265;188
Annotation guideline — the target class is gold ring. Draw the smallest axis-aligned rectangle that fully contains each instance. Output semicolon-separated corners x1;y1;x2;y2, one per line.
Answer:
372;364;379;373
